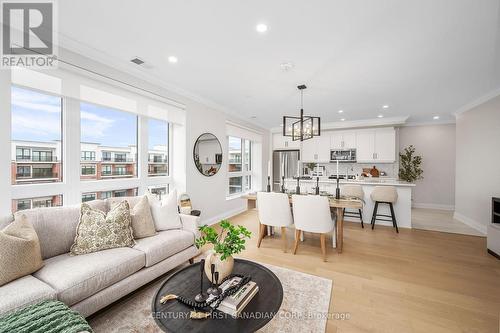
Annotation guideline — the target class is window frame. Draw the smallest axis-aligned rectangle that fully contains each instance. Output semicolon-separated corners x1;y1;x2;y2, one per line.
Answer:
227;136;253;197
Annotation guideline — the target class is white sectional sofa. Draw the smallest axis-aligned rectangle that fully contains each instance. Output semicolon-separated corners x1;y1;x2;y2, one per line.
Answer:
0;196;200;317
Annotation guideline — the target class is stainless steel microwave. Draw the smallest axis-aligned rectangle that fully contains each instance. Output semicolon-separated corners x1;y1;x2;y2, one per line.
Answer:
330;149;356;162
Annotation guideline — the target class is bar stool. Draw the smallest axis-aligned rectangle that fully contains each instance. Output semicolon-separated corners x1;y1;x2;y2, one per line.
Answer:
341;185;364;228
370;186;399;233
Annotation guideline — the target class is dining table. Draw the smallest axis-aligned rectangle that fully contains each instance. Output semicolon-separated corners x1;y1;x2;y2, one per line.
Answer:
243;193;363;253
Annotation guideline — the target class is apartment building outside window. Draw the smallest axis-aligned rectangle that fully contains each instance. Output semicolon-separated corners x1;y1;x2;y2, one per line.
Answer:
80;102;137;181
12;195;63;213
81;165;96;175
11;86;62;185
148;119;168;177
228;136;252;195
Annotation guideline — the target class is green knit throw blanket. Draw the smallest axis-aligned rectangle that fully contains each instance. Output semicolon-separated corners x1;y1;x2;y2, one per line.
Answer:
0;300;92;333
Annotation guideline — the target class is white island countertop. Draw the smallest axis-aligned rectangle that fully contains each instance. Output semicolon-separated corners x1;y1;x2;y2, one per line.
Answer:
284;178;415;187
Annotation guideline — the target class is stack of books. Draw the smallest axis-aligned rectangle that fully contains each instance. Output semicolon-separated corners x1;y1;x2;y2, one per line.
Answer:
209;276;259;316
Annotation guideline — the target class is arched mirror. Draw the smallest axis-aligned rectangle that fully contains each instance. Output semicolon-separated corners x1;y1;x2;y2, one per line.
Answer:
193;133;223;177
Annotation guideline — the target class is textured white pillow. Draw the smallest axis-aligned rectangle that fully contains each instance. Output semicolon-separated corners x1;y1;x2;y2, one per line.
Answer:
147;189;182;231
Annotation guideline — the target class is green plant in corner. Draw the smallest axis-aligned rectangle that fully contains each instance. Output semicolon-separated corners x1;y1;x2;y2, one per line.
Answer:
399;145;423;182
195;220;251;260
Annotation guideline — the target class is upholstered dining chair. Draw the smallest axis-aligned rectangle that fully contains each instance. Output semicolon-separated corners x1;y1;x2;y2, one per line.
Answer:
256;192;294;252
341;185;364;228
291;195;335;262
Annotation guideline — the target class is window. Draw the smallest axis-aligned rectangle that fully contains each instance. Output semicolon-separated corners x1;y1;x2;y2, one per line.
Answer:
81;151;95;161
80;102;137;181
16;148;30;160
102;151;111;161
11;86;62;185
16;166;31;178
102;165;112;176
82;193;96;202
148;118;169;177
148;185;168;200
81;165;96;175
101;191;112;199
227;136;253;196
13;195;62;213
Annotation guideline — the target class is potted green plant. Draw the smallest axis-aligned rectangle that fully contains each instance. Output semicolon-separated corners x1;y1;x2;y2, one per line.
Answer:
399;145;423;183
195;220;251;282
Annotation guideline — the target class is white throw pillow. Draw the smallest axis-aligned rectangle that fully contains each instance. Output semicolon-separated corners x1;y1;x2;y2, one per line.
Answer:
147;189;182;231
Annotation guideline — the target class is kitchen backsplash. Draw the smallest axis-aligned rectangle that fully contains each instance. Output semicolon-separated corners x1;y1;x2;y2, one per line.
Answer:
310;162;399;178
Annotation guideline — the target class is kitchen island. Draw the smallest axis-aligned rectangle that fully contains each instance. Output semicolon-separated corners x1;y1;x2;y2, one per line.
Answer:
284;178;415;228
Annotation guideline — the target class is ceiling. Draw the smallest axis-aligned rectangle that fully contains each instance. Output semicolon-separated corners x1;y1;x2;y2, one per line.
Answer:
57;0;500;128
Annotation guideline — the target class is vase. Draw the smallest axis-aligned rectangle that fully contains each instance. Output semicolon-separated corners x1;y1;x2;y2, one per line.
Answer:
204;251;234;283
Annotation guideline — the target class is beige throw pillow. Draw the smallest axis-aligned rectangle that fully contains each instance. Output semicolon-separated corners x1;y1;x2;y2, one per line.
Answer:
0;215;43;287
70;201;135;255
119;196;156;239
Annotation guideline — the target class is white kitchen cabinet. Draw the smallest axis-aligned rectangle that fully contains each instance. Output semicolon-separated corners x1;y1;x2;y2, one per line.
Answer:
272;133;300;150
301;134;331;162
331;131;356;149
355;130;376;162
374;128;396;162
355;128;395;163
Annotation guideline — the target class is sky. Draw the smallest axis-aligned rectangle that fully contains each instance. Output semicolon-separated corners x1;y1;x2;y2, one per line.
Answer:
11;86;168;149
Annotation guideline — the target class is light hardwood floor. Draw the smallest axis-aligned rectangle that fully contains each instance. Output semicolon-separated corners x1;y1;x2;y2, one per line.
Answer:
412;208;484;236
223;209;500;333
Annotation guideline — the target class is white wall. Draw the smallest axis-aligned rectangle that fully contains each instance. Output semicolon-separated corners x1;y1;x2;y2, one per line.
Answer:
455;95;500;234
398;124;456;210
0;47;270;224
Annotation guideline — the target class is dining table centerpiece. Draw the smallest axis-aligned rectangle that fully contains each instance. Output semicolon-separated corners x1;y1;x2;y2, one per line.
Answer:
195;220;251;282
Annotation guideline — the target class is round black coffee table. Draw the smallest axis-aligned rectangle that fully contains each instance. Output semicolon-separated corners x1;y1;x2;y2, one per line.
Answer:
152;259;283;333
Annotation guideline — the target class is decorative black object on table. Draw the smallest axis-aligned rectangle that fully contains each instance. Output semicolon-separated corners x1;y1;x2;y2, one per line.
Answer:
152;259;283;333
315;177;320;195
190;210;201;217
281;176;285;193
266;176;271;192
296;177;300;194
336;177;341;199
194;259;207;303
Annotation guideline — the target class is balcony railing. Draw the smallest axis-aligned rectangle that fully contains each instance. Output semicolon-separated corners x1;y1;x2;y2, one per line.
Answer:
101;171;134;177
148;157;167;163
102;158;134;163
16;156;58;162
16;172;58;179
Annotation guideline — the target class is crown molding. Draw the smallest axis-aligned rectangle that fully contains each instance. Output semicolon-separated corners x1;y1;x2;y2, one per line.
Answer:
402;119;456;127
453;86;500;117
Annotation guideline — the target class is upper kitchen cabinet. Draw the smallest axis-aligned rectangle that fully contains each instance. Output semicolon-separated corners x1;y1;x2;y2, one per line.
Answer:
272;133;300;150
355;127;396;163
331;131;356;149
301;134;331;162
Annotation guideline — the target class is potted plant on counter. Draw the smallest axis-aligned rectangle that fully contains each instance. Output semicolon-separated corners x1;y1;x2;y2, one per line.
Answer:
195;220;251;282
399;145;423;183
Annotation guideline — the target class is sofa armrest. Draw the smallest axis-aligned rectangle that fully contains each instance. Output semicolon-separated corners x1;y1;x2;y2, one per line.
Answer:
179;214;201;240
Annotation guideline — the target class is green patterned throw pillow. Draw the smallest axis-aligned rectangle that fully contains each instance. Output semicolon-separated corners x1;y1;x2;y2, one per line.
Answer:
70;201;135;255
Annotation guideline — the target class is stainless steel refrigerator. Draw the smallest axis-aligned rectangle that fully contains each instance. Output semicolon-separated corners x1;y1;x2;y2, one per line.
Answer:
272;150;300;192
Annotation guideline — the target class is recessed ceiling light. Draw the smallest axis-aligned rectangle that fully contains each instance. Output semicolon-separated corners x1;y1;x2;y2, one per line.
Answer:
280;62;294;71
377;114;384;118
338;110;344;114
382;105;389;109
256;23;268;33
433;115;440;120
340;118;345;121
250;116;257;119
167;56;178;63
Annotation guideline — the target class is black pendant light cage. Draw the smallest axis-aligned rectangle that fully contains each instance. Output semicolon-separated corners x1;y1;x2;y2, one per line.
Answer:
282;85;321;141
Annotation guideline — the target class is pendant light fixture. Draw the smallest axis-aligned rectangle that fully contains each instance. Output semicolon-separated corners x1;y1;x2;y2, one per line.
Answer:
282;85;320;141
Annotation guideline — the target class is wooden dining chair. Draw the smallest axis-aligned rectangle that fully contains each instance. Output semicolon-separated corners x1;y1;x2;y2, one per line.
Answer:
291;195;334;262
256;192;294;252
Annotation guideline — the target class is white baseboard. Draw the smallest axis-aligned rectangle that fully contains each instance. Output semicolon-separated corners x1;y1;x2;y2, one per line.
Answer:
453;212;487;235
412;203;455;211
200;206;248;226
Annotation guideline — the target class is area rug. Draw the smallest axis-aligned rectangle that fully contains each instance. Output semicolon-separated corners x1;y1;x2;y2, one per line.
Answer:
88;262;332;333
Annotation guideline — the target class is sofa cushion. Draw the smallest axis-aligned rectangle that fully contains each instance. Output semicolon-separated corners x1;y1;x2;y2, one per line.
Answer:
108;195;157;239
147;190;181;231
15;200;107;259
0;215;44;287
0;214;13;230
70;201;135;256
34;247;145;306
133;230;194;267
0;275;56;316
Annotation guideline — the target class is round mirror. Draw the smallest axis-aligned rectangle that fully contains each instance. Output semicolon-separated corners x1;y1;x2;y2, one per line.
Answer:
193;133;223;177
